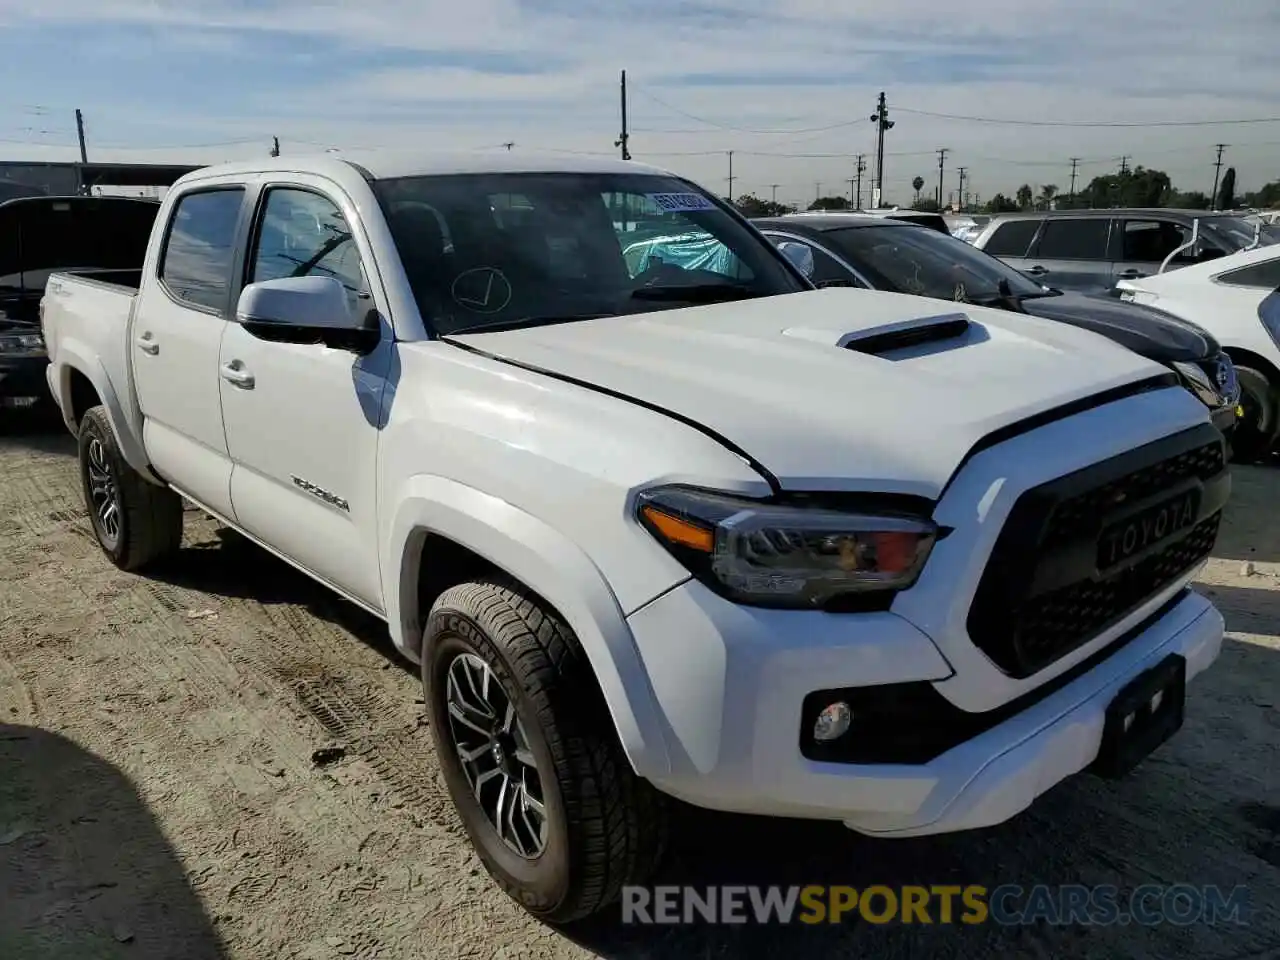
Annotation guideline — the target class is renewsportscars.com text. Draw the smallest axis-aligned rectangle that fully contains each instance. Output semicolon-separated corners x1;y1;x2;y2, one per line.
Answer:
621;884;1252;926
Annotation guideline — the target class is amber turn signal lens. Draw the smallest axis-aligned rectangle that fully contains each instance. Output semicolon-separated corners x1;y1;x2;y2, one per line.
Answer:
640;504;715;553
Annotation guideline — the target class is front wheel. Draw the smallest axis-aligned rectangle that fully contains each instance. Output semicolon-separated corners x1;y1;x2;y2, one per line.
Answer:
77;405;183;571
1229;366;1278;463
422;580;668;923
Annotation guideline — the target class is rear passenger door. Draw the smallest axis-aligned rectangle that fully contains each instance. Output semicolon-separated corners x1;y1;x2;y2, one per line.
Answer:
1023;218;1113;293
130;185;247;519
1112;218;1218;283
976;218;1041;275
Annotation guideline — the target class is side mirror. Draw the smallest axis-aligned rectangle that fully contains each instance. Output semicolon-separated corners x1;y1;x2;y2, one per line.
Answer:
775;240;815;280
236;276;378;353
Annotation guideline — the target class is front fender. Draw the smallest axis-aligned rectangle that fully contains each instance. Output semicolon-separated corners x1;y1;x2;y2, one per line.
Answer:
384;475;673;780
52;344;153;479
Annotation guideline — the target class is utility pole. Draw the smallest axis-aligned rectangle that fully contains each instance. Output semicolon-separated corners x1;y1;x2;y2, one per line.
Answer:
74;108;88;195
854;153;867;210
1068;157;1079;205
1210;143;1227;209
936;147;949;209
615;70;631;160
726;150;734;202
1118;155;1130;175
815;182;822;203
770;184;779;204
868;92;893;208
956;166;967;211
847;178;857;208
270;136;280;157
502;141;515;151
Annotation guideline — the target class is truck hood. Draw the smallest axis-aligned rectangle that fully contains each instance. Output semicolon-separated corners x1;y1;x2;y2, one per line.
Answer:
448;288;1170;498
1020;291;1219;362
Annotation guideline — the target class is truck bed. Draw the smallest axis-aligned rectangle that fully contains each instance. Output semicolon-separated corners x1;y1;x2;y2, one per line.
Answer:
42;269;141;434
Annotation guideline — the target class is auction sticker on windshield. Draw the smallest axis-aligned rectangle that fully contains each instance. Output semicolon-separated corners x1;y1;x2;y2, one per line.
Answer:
648;193;716;213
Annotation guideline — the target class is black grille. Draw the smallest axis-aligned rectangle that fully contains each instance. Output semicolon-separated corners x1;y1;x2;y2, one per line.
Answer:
967;424;1229;678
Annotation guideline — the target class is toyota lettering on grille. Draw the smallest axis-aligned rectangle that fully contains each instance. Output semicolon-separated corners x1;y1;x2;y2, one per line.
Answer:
1097;489;1199;571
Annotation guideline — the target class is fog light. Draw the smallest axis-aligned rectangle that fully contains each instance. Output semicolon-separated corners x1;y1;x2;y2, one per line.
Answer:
813;701;852;742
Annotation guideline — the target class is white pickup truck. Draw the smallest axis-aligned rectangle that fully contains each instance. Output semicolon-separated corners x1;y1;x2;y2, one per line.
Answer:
41;152;1229;921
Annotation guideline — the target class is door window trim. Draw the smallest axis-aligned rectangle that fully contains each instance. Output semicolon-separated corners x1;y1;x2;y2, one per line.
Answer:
156;184;250;317
238;181;385;339
758;229;874;288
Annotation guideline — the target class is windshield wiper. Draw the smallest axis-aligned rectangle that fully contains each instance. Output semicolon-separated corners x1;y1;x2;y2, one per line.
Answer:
449;313;611;334
630;282;757;303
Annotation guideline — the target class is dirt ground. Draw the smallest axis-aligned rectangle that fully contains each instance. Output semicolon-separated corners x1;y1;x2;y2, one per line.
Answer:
1;409;1277;960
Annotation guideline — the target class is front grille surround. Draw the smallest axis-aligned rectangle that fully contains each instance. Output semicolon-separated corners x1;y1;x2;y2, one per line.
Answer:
966;423;1228;678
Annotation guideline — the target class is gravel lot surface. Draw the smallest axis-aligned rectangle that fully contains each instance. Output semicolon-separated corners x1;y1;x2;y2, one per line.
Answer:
1;410;1277;959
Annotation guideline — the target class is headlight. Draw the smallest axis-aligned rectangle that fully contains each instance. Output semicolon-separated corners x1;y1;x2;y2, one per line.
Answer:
636;486;938;609
1172;359;1227;409
0;332;46;356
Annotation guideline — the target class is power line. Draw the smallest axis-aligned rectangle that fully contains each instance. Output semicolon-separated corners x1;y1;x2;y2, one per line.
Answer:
894;106;1280;128
632;85;868;136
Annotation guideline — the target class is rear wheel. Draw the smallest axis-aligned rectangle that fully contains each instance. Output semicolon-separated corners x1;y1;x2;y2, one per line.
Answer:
1229;366;1278;463
422;580;668;922
77;405;183;571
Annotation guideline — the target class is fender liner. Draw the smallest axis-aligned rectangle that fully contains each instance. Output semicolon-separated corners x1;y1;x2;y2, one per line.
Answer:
384;475;673;780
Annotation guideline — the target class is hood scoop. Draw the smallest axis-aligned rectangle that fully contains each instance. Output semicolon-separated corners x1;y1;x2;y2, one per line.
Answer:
781;311;972;356
836;311;972;356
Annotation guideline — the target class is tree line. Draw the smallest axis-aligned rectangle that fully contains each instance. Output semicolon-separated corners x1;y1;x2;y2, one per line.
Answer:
731;167;1280;217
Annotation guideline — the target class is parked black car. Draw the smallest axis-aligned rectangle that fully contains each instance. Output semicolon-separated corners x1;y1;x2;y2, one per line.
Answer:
1;195;159;408
969;207;1277;294
753;213;1241;437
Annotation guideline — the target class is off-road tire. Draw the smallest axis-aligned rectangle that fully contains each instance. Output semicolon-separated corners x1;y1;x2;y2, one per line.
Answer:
77;405;183;571
1229;366;1278;463
423;580;668;923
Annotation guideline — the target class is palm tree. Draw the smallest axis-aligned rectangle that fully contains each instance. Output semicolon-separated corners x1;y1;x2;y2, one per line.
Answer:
1039;184;1059;210
912;176;925;205
1016;184;1034;210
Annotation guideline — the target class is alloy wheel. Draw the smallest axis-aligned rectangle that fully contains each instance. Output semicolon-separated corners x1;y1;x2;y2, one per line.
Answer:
444;653;548;859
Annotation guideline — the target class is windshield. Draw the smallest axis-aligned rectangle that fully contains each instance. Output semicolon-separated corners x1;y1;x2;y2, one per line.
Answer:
822;224;1047;302
1200;216;1279;250
372;172;806;334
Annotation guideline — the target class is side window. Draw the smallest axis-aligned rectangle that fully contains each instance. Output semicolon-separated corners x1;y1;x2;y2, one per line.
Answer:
159;188;244;311
1218;260;1280;289
249;188;367;312
611;193;753;282
1122;220;1193;263
764;235;860;287
1035;219;1110;260
982;220;1039;257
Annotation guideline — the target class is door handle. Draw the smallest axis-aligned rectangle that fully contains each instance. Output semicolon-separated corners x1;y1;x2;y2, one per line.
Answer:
1024;265;1048;276
220;361;255;389
1117;269;1145;279
135;333;159;355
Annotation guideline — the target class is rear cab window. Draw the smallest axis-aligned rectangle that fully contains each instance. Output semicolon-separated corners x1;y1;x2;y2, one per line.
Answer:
1033;218;1111;260
981;219;1040;257
159;188;245;312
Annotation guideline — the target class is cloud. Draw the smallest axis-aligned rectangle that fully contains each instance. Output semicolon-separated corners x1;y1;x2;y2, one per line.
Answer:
0;0;1277;204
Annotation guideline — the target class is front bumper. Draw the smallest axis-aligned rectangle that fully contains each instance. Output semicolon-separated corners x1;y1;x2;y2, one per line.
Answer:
627;581;1221;836
0;355;51;403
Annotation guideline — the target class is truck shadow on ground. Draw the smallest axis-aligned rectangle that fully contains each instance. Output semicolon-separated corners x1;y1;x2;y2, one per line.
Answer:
1213;464;1280;564
0;407;76;458
148;524;408;674
0;724;228;960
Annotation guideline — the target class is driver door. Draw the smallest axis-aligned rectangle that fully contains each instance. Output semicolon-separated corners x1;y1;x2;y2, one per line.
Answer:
219;178;392;610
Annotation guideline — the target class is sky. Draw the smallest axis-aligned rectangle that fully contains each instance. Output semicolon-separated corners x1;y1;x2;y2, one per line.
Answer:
0;0;1278;208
